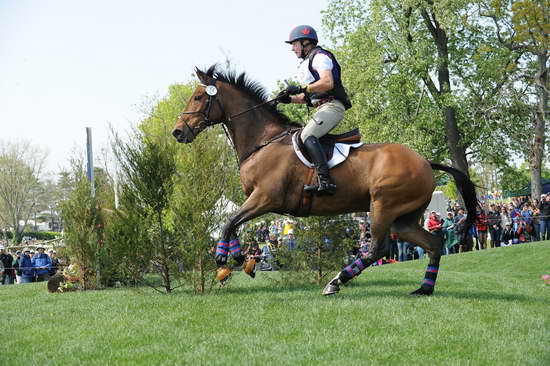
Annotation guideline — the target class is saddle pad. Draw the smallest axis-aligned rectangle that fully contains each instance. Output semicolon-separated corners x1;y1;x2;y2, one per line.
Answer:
292;132;364;169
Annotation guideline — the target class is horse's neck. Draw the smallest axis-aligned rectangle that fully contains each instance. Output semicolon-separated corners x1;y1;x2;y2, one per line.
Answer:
223;93;288;159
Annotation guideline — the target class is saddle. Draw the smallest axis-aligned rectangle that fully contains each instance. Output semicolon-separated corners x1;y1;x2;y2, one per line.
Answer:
292;128;363;169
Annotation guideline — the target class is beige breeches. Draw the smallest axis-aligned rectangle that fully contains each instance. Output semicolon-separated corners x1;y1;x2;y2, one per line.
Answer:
300;99;345;142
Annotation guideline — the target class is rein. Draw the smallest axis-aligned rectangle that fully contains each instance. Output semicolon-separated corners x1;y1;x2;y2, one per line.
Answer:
238;129;294;165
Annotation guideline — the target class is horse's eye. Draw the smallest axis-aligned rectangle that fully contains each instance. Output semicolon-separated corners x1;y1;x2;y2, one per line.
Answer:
194;95;203;101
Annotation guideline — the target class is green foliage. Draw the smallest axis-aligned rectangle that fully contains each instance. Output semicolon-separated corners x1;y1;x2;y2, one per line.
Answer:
4;231;60;241
0;140;48;244
321;0;527;166
439;180;458;200
171;128;239;293
500;164;531;196
500;163;550;196
278;217;356;284
109;80;243;293
510;0;549;51
59;163;103;289
112;128;180;293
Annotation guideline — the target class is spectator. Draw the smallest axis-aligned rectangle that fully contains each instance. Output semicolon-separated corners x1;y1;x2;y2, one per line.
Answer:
532;205;541;241
500;205;512;229
282;219;295;236
13;250;22;284
515;219;531;243
501;223;517;245
415;245;425;259
256;224;269;242
244;240;262;261
48;250;60;276
539;194;550;240
284;233;297;251
397;238;409;262
0;246;15;285
20;248;34;283
510;205;522;231
475;208;488;250
487;204;502;248
427;211;443;235
442;212;458;254
32;246;52;282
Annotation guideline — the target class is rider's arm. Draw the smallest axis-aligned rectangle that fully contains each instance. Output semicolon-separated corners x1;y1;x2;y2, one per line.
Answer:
305;69;334;94
290;70;334;104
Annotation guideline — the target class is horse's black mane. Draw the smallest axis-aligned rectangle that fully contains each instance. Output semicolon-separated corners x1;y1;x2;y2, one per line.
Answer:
199;65;302;128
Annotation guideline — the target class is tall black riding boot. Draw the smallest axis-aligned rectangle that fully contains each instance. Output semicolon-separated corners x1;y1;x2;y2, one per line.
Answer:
303;136;336;195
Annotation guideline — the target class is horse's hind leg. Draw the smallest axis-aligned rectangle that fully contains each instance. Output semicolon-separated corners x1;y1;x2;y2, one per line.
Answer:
323;201;394;295
393;213;444;296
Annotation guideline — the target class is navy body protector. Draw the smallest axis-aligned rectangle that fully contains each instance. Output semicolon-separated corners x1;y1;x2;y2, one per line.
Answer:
306;46;352;110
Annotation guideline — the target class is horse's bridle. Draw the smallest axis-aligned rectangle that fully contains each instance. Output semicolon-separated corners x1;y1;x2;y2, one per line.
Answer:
177;79;290;166
178;80;282;138
177;82;224;139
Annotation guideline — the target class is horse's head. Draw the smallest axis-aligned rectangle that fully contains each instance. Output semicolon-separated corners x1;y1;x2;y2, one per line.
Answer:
172;69;225;143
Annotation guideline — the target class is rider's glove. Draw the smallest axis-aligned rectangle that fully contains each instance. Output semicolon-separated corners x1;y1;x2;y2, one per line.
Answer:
277;91;292;104
285;85;305;95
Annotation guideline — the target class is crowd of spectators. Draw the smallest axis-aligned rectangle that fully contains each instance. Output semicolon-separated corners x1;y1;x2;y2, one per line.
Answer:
0;244;60;285
238;193;550;270
390;193;550;262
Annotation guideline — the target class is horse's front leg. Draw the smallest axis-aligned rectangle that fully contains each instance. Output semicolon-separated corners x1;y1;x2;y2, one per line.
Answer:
215;192;271;283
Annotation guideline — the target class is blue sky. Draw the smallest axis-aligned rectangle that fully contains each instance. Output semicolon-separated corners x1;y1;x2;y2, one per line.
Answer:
0;0;329;173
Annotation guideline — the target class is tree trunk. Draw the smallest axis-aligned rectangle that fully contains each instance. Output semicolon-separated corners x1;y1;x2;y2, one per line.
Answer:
530;52;548;199
316;246;322;285
421;10;471;177
444;107;470;176
197;255;205;293
158;211;172;293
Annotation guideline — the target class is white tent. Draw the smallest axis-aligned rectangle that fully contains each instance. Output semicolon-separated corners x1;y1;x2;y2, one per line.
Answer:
426;191;449;216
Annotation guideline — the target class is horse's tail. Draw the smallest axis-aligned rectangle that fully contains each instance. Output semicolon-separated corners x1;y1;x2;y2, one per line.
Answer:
430;162;480;234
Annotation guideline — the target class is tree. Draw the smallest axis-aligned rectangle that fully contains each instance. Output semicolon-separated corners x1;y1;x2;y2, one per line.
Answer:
322;0;525;176
171;128;240;293
112;128;179;293
0;140;48;243
482;0;549;198
60;158;106;289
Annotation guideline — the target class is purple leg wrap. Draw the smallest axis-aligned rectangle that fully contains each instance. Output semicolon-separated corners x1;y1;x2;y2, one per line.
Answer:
216;241;229;257
229;239;242;257
341;257;368;282
421;265;439;288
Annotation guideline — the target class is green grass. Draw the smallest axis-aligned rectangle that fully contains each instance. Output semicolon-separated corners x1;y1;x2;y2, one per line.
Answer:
2;242;550;366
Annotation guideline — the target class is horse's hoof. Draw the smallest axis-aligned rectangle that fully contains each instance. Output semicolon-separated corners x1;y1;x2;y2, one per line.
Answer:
219;275;232;287
216;267;232;285
322;276;342;296
243;259;256;279
410;286;434;296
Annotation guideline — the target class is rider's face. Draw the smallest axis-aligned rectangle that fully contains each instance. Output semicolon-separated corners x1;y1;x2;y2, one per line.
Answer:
291;40;302;58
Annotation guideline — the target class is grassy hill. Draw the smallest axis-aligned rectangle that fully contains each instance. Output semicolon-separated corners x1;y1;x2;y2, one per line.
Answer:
1;242;549;365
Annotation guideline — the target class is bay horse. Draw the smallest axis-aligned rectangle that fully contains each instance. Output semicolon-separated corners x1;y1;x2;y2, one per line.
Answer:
172;65;478;296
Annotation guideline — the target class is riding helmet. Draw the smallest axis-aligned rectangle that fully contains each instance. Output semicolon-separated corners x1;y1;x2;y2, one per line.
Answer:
286;25;318;44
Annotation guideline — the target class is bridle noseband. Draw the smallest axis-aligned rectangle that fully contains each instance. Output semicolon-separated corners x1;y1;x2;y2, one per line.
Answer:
177;82;223;139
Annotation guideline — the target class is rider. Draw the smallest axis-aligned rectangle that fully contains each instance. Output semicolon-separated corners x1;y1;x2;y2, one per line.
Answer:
278;25;352;195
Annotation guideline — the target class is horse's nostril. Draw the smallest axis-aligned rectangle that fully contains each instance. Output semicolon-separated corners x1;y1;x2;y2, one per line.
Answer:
172;129;182;138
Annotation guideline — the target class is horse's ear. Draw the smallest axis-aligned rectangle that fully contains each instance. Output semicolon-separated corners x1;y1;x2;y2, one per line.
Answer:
195;68;214;85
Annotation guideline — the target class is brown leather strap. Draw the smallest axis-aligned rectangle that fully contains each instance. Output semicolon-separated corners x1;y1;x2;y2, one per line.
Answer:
312;96;335;108
295;168;316;217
